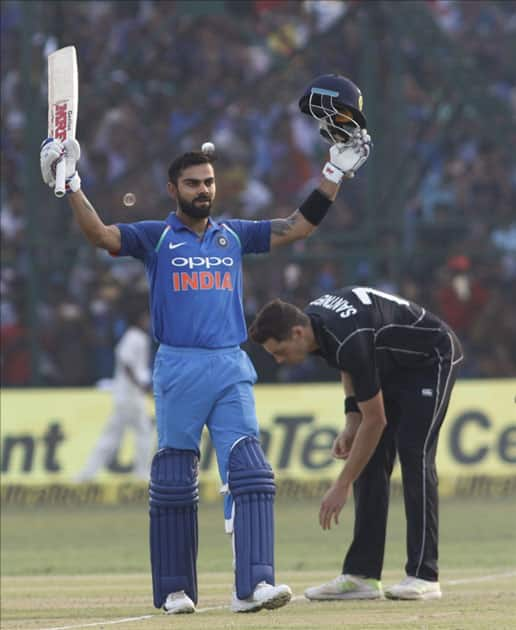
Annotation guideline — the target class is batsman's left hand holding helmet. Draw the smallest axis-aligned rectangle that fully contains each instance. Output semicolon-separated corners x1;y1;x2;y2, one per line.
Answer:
323;130;371;182
40;138;81;193
299;74;372;182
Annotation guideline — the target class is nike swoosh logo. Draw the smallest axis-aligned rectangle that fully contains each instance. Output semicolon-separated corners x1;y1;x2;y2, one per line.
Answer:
169;242;186;250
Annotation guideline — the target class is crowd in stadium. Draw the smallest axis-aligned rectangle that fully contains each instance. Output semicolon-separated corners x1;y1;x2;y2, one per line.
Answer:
2;0;515;386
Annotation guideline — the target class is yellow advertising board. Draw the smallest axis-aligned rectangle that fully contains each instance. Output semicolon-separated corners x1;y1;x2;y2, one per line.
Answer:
1;380;515;504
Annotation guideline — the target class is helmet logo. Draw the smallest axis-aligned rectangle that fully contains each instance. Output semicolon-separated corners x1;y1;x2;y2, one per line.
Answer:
358;93;363;111
311;87;339;98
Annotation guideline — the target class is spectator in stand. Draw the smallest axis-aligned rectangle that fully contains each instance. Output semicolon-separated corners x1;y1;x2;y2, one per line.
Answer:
435;255;489;337
0;299;30;386
1;0;514;383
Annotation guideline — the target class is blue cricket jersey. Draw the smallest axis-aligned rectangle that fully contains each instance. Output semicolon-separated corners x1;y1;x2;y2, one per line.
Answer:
115;212;271;348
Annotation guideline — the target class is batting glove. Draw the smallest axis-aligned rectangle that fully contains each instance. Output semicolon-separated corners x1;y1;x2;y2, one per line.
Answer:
40;137;81;193
322;129;372;183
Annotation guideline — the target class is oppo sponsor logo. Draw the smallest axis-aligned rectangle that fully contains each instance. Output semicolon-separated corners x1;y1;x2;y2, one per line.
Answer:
171;256;234;270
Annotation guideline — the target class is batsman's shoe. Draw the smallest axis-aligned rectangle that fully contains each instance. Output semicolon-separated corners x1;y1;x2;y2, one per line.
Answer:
231;581;292;613
385;576;442;600
305;574;383;601
163;590;195;614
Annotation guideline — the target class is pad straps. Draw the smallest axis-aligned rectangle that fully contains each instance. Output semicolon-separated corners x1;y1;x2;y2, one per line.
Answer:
149;448;199;607
229;437;276;599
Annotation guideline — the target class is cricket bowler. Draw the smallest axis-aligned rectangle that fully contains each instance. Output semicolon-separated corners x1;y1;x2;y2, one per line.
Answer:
249;287;463;601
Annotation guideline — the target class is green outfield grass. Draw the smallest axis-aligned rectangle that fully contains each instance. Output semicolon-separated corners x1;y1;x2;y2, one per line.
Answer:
1;497;516;629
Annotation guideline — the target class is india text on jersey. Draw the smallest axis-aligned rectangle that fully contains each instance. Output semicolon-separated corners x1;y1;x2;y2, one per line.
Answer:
171;255;235;292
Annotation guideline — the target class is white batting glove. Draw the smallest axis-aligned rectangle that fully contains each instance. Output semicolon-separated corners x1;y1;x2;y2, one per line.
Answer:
322;129;372;183
40;138;82;193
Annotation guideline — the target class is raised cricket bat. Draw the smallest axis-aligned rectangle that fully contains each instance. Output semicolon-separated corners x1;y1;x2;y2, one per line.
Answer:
48;46;78;198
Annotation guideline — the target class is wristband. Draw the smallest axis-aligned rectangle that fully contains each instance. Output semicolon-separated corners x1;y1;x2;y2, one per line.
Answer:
322;161;344;184
345;396;360;414
65;172;81;194
298;189;333;226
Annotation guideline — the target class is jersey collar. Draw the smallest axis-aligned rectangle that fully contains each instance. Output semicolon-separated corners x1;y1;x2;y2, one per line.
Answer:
166;212;221;233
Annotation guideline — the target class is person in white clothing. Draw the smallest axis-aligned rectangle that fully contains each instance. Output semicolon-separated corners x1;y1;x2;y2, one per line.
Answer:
76;307;154;481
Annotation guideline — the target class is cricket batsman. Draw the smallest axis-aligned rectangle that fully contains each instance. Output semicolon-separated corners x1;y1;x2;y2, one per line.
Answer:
40;75;372;613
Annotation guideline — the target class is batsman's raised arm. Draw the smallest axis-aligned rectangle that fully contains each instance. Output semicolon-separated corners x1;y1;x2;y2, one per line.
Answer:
270;177;338;247
271;73;372;250
270;133;371;248
40;137;121;252
68;189;121;252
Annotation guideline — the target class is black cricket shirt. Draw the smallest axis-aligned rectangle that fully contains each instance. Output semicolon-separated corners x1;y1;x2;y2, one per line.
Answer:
305;286;463;403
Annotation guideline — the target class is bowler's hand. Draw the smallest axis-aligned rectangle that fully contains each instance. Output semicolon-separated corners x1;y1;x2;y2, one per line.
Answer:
319;481;352;530
332;426;357;460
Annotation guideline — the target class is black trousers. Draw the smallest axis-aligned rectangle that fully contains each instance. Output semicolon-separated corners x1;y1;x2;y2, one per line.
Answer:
343;345;462;581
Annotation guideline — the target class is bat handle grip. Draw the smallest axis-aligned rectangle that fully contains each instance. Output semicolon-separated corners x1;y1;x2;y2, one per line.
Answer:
54;159;66;198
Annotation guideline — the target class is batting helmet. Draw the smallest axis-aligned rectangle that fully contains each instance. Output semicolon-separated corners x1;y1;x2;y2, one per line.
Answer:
299;74;367;144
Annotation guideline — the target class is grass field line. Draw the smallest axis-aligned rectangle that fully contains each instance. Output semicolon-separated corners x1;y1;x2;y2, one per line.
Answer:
444;569;516;585
38;616;156;630
36;569;516;630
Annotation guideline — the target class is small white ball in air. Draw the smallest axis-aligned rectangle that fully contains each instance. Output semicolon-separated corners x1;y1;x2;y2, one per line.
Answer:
201;142;215;154
123;192;136;207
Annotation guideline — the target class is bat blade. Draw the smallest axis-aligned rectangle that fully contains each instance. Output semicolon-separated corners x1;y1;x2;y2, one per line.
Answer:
47;46;78;197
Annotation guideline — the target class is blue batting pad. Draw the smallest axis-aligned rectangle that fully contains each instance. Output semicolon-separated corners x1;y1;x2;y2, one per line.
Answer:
228;437;276;599
149;448;199;608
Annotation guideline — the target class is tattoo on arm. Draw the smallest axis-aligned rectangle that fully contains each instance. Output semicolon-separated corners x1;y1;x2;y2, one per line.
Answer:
271;211;299;236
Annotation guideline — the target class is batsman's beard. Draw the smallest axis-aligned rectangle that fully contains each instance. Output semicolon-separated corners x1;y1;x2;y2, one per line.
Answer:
178;193;213;218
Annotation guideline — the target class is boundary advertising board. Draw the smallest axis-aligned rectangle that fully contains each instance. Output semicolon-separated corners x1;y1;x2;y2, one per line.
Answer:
1;380;515;505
